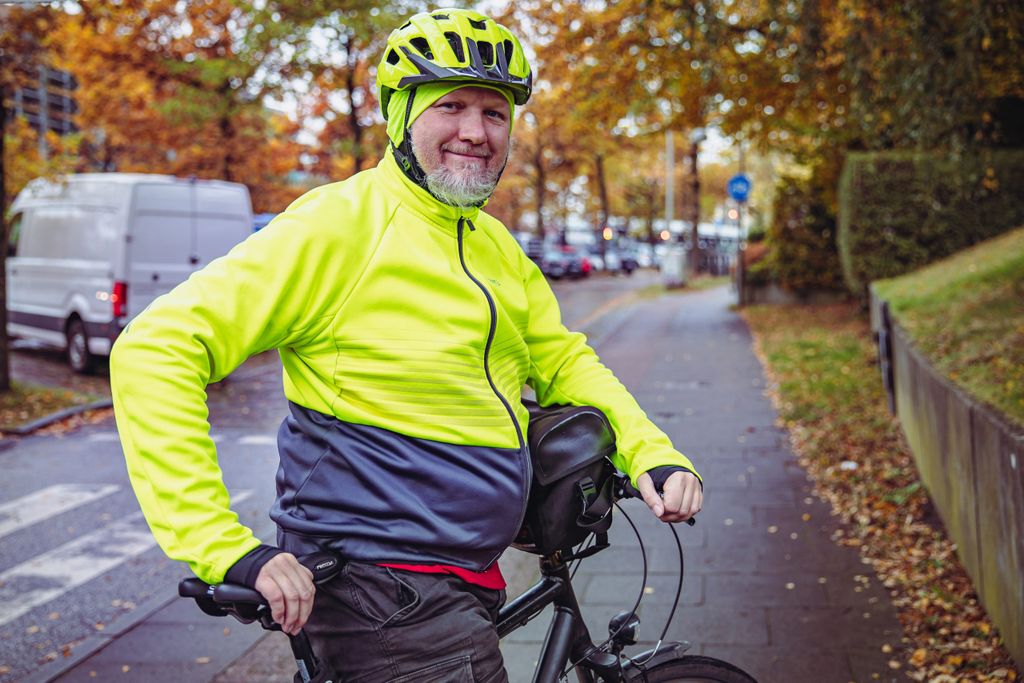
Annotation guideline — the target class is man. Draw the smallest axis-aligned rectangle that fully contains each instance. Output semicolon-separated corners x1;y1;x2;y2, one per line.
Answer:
111;8;701;681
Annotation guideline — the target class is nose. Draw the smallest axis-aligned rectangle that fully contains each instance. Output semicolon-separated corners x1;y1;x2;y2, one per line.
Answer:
457;110;488;145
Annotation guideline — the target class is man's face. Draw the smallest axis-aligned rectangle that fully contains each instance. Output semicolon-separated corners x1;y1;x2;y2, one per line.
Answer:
410;86;512;207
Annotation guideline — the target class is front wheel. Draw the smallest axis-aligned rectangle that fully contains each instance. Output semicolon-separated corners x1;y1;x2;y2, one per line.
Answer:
66;317;96;375
626;655;758;683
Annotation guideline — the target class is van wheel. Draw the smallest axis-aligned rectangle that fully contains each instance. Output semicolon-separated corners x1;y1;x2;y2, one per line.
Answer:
66;318;96;374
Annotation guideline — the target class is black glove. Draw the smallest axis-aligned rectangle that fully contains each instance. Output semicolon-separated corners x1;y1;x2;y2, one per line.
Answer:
645;465;702;493
224;544;284;588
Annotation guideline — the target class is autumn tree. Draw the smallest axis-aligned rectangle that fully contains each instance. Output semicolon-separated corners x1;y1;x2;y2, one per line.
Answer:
0;4;76;391
52;0;328;211
302;3;410;181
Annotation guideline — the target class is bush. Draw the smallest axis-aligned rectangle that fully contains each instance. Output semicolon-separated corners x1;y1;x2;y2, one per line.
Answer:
758;174;845;292
838;149;1024;295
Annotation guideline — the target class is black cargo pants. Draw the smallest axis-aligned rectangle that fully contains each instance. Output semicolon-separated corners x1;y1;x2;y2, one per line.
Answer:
300;562;509;682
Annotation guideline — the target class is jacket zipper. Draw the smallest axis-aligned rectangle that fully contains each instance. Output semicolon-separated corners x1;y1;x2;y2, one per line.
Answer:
457;217;530;568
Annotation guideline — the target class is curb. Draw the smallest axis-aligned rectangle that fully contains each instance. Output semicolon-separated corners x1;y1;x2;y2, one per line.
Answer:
0;398;114;436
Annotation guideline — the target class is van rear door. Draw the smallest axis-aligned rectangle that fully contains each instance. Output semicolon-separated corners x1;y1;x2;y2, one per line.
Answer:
126;183;193;318
193;183;252;266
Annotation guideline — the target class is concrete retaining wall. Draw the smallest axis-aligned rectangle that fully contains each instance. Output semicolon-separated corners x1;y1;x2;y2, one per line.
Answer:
871;290;1024;666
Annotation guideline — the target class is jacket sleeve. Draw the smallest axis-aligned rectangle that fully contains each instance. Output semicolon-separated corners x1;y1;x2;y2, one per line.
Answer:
520;257;700;485
110;189;350;584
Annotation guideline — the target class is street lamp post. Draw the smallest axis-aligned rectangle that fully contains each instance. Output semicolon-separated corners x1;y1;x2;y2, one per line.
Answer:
687;127;706;275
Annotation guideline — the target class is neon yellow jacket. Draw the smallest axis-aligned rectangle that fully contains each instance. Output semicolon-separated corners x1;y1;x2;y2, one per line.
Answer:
111;150;699;584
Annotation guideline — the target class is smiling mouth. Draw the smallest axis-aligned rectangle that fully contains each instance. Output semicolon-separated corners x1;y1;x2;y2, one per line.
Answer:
443;149;488;160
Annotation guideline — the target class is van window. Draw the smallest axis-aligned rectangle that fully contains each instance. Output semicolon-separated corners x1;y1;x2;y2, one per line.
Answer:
7;212;23;257
20;205;119;260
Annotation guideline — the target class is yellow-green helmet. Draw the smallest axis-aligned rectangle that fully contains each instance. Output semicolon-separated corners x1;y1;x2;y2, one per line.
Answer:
377;8;533;120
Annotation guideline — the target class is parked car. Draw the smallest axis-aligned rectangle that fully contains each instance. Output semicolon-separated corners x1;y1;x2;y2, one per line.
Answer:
6;173;253;372
619;246;639;274
540;246;589;280
253;212;277;231
515;233;544;262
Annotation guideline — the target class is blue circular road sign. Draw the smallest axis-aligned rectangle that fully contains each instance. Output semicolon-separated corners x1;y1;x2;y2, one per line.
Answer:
727;173;752;203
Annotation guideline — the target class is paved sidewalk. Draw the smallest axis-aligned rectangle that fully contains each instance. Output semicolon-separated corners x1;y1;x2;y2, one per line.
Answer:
498;285;905;682
53;284;906;682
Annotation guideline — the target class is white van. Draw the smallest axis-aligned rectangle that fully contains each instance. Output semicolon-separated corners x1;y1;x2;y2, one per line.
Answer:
6;173;253;372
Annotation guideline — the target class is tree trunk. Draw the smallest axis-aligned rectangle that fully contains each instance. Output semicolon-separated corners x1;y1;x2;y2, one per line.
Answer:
646;185;657;245
344;35;364;174
594;153;610;256
0;80;11;391
346;69;363;173
533;146;545;237
688;140;701;274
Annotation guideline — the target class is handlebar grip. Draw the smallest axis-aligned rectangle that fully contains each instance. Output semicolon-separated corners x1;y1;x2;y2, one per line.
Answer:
213;583;266;605
614;473;698;526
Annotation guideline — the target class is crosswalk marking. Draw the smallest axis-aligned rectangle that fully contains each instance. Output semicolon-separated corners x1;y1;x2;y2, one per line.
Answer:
0;489;253;627
0;484;120;540
86;432;279;446
86;432;121;442
238;435;276;446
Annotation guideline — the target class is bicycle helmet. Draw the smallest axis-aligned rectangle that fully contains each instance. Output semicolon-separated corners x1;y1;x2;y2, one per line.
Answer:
377;8;533;120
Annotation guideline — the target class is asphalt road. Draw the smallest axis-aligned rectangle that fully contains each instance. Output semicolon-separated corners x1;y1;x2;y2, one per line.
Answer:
0;269;664;683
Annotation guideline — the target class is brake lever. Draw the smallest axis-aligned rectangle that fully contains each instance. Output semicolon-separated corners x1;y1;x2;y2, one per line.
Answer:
613;472;697;526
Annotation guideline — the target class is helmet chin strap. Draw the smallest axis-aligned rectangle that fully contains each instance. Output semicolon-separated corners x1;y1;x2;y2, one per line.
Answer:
392;87;429;187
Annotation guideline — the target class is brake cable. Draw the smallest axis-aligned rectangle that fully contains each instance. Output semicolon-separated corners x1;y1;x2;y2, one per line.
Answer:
559;500;648;680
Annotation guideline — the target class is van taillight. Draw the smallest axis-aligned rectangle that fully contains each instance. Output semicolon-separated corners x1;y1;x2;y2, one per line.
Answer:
111;281;128;318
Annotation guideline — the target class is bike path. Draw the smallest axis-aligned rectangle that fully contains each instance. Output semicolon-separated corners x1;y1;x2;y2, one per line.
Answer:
498;285;905;682
51;284;905;682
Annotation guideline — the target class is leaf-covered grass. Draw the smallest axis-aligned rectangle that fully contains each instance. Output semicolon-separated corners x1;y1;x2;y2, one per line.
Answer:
873;226;1024;425
742;303;1019;682
686;274;732;291
0;381;101;432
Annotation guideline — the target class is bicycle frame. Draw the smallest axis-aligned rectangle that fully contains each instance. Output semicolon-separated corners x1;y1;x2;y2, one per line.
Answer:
496;553;692;683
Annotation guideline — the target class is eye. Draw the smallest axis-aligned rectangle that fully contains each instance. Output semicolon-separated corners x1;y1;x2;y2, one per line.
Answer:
486;109;508;122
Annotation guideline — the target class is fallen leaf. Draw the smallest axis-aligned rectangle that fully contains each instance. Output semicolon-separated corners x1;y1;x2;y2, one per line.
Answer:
196;656;211;664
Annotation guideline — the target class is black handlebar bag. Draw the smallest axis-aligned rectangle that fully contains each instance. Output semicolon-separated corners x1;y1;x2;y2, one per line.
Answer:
512;400;617;555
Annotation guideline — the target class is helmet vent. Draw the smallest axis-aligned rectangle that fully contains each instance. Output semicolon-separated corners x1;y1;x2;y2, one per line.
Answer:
502;40;513;64
478;40;494;66
399;21;411;30
409;36;433;59
445;32;465;61
386;49;400;65
469;18;487;30
432;13;449;20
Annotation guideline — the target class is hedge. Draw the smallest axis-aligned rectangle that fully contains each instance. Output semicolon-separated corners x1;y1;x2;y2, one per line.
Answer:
752;174;845;292
838;149;1024;295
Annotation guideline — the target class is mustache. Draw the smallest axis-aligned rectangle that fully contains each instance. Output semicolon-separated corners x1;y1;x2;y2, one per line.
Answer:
441;145;490;158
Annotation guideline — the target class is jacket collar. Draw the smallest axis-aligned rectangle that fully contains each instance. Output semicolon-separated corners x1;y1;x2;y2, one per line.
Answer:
378;148;481;233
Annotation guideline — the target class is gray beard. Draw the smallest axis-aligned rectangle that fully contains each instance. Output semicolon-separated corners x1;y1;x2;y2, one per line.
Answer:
423;166;497;208
411;134;505;208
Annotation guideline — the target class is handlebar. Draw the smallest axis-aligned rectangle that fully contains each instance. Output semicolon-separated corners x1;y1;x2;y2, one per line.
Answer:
178;551;342;628
613;472;697;526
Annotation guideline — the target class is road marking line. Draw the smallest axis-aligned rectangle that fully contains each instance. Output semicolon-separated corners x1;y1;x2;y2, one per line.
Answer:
86;433;121;442
238;435;277;446
0;484;120;540
0;489;252;627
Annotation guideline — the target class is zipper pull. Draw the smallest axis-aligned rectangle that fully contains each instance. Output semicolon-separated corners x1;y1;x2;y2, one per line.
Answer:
466;218;476;232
